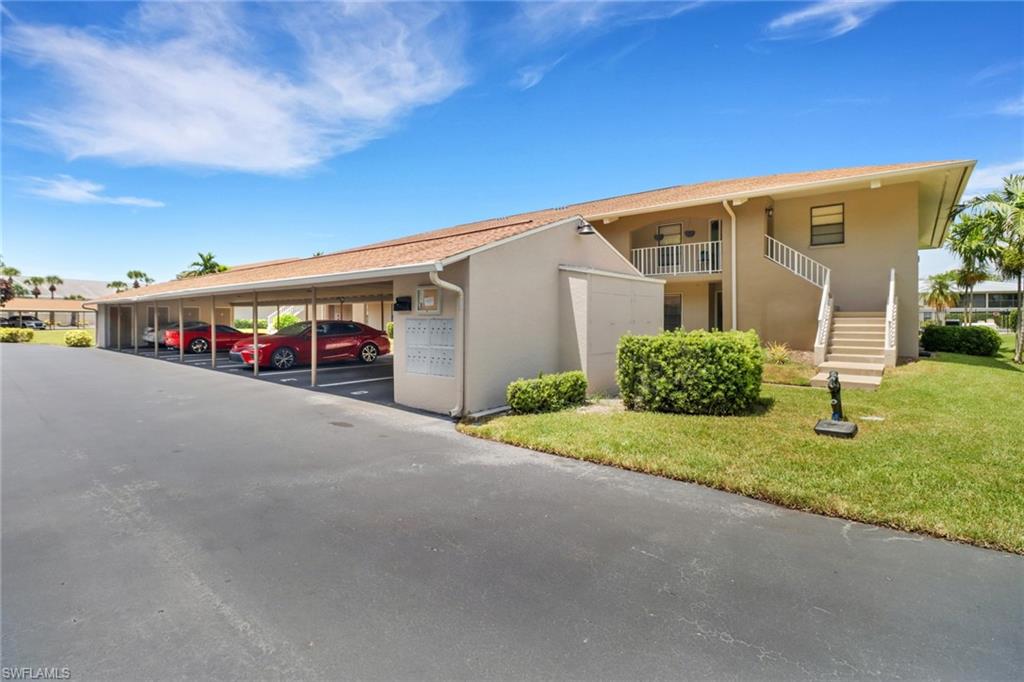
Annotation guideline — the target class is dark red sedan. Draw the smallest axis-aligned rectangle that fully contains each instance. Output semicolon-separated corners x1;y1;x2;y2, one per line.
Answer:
165;323;250;354
229;321;390;370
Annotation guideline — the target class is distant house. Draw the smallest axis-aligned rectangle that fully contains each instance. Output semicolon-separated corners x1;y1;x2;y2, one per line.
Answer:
1;297;95;328
920;280;1020;328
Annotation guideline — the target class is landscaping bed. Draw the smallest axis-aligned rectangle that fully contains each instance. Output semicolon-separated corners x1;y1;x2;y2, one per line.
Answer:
460;335;1023;553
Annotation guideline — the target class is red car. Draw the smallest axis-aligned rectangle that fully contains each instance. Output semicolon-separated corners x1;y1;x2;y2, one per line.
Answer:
229;321;389;370
165;323;250;354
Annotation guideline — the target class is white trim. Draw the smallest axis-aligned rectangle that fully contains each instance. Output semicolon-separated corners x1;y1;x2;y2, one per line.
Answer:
93;262;438;304
586;161;975;222
438;216;582;266
558;265;665;284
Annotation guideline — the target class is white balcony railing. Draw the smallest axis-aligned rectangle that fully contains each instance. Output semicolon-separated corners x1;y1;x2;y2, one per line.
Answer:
632;241;722;277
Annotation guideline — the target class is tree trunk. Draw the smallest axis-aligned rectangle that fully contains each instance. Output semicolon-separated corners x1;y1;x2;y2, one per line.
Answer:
1015;272;1023;364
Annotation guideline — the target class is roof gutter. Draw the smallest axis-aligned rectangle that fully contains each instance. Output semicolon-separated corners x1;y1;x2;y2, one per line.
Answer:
90;261;440;305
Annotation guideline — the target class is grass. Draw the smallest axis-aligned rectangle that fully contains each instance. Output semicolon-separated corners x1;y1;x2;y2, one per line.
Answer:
460;334;1024;553
762;359;816;386
25;329;95;346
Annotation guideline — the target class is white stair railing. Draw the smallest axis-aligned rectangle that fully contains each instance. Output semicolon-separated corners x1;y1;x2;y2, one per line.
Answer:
814;273;833;365
764;234;830;288
884;268;897;368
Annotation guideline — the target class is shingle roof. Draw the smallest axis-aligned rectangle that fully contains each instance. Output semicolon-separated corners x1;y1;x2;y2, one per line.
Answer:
96;160;969;302
3;298;92;312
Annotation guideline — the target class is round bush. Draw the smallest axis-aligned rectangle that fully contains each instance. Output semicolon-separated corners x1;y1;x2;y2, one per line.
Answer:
0;328;21;343
920;325;1001;356
617;329;763;415
507;371;588;414
64;330;93;347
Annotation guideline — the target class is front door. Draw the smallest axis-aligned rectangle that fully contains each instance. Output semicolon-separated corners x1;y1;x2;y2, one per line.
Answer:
664;294;683;331
715;290;724;331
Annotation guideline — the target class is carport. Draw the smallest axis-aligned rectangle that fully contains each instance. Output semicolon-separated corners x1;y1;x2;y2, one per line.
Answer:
93;215;664;416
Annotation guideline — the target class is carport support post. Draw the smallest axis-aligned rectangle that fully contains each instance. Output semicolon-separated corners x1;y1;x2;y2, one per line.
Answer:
116;306;122;350
133;304;139;354
311;287;318;387
178;300;185;362
252;293;259;377
153;306;159;358
210;296;217;368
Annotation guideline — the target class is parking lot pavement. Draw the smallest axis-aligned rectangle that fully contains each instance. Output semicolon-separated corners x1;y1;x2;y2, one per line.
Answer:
3;345;1022;680
110;347;395;406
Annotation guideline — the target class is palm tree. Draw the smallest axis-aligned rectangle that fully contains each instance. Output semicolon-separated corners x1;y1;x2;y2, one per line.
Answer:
45;275;63;299
107;280;129;293
12;282;29;297
923;271;958;325
64;294;86;300
0;264;20;278
126;270;153;288
946;214;996;323
182;252;228;278
962;174;1024;362
24;276;45;299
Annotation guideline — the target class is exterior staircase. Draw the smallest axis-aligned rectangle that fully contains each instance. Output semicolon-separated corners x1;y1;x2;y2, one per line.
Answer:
811;311;886;390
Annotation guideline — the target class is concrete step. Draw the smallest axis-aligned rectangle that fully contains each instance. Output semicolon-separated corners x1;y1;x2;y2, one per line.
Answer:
817;360;885;377
829;343;886;354
826;352;885;363
830;338;885;349
834;311;884;318
831;322;886;331
831;316;885;324
831;330;885;339
810;372;883;391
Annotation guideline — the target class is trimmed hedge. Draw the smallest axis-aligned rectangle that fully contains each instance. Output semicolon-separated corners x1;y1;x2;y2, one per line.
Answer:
507;371;588;414
617;329;763;415
0;328;34;343
920;324;1001;356
386;321;394;339
64;330;93;347
234;318;268;330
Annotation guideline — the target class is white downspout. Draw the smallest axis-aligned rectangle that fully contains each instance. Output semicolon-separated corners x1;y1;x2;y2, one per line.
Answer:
430;269;465;418
722;200;738;330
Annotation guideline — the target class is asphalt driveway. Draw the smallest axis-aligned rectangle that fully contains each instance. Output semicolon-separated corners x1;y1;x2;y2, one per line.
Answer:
2;345;1021;679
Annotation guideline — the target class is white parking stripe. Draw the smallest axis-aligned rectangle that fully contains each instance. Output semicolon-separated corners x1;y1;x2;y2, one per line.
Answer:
258;360;393;377
316;377;393;388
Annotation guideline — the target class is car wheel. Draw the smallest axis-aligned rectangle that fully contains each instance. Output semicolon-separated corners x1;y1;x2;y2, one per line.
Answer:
189;337;209;354
359;343;379;364
271;347;296;370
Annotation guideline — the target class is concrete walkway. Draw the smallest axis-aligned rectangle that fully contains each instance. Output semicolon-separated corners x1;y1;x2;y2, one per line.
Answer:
2;345;1021;679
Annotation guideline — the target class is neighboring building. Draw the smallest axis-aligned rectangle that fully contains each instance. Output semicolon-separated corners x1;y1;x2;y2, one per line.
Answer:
92;160;974;411
920;279;1020;328
1;297;96;328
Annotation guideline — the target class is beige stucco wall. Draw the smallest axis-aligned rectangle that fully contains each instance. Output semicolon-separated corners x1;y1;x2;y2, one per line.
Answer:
665;280;711;331
598;204;731;261
771;182;920;355
391;262;467;415
462;221;661;412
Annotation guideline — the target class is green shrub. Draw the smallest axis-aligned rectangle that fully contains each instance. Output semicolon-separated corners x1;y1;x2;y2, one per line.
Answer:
0;328;21;343
764;341;791;365
1011;308;1020;333
64;330;93;347
507;371;588;414
234;318;267;330
17;329;33;342
274;313;300;330
920;325;1001;356
386;321;394;339
617;329;763;415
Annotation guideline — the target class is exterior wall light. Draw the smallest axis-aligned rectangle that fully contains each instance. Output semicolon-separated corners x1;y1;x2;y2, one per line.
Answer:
576;220;597;235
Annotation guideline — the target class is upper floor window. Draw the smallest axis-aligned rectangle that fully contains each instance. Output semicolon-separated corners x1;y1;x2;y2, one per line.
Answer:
655;223;682;245
810;203;844;246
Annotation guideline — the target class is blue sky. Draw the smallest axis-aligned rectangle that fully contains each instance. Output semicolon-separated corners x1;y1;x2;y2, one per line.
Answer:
3;1;1022;283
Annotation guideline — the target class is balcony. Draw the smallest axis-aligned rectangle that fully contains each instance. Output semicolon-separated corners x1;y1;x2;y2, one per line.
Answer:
631;241;722;277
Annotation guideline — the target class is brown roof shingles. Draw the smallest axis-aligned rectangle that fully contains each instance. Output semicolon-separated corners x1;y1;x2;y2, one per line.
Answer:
95;160;967;302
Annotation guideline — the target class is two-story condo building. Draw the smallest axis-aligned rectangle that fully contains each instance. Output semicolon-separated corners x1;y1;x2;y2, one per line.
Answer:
93;160;974;414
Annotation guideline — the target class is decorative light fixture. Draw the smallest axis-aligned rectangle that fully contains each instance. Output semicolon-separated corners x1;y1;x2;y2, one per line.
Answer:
684;229;696;238
576;220;596;236
765;207;774;217
654;232;664;242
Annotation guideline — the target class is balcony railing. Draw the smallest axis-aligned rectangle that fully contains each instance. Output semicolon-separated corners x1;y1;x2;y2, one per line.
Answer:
632;241;722;277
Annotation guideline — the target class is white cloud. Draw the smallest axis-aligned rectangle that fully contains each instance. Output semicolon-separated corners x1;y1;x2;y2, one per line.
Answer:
994;95;1024;116
24;175;165;207
964;160;1024;198
969;61;1021;84
512;56;565;90
4;2;466;174
766;1;891;41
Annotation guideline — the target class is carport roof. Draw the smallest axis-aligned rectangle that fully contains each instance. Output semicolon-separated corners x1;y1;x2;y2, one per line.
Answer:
3;297;93;313
94;160;972;303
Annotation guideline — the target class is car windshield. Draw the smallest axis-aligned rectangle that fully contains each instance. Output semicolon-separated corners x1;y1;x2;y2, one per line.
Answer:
274;322;310;336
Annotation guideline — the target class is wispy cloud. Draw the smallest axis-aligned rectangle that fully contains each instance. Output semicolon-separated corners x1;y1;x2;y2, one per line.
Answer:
965;160;1024;198
505;2;700;89
24;175;165;207
969;61;1022;85
4;3;466;174
994;95;1024;116
512;56;565;90
766;1;891;41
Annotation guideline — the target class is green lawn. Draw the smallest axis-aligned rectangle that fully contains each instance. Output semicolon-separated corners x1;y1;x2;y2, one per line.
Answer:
26;329;95;346
461;335;1024;553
